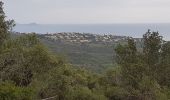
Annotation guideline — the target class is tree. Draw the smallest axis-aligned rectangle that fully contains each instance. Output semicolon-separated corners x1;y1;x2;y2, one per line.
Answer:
115;38;142;88
0;34;60;86
0;1;15;47
114;33;168;100
143;30;163;78
158;42;170;87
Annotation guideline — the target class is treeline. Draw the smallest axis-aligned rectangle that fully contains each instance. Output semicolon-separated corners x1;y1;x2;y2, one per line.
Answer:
1;1;170;100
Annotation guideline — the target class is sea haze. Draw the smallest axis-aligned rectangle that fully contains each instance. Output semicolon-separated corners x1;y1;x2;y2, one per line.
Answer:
14;23;170;40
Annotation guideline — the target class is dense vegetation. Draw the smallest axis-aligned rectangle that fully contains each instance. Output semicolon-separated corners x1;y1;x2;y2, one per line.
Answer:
39;36;117;72
1;1;170;100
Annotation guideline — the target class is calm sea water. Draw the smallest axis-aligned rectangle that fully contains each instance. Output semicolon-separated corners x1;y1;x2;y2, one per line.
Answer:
14;24;170;40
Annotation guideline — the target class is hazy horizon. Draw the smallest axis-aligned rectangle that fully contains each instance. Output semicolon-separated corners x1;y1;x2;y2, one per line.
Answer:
3;0;170;24
3;0;170;40
16;22;170;25
14;23;170;40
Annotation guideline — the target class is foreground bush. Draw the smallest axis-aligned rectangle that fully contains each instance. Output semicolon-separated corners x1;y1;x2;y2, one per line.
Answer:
0;82;34;100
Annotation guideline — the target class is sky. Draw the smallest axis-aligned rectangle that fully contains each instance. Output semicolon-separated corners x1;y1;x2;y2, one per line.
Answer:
2;0;170;24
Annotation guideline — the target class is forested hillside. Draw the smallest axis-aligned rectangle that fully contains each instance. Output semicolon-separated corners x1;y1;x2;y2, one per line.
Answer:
1;1;170;100
37;33;142;72
39;34;118;72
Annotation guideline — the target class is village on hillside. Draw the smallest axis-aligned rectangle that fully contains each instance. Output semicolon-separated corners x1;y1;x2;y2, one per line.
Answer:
14;32;142;43
42;32;129;43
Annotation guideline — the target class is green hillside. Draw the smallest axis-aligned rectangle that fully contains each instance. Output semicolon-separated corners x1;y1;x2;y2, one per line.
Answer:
38;33;127;72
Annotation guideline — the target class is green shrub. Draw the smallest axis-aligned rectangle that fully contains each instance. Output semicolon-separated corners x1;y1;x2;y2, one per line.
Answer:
0;82;34;100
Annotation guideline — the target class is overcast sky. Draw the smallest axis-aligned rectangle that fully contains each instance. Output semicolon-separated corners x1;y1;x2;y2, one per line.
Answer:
2;0;170;24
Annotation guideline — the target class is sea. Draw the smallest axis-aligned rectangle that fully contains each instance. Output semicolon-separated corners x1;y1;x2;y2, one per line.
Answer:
14;23;170;40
